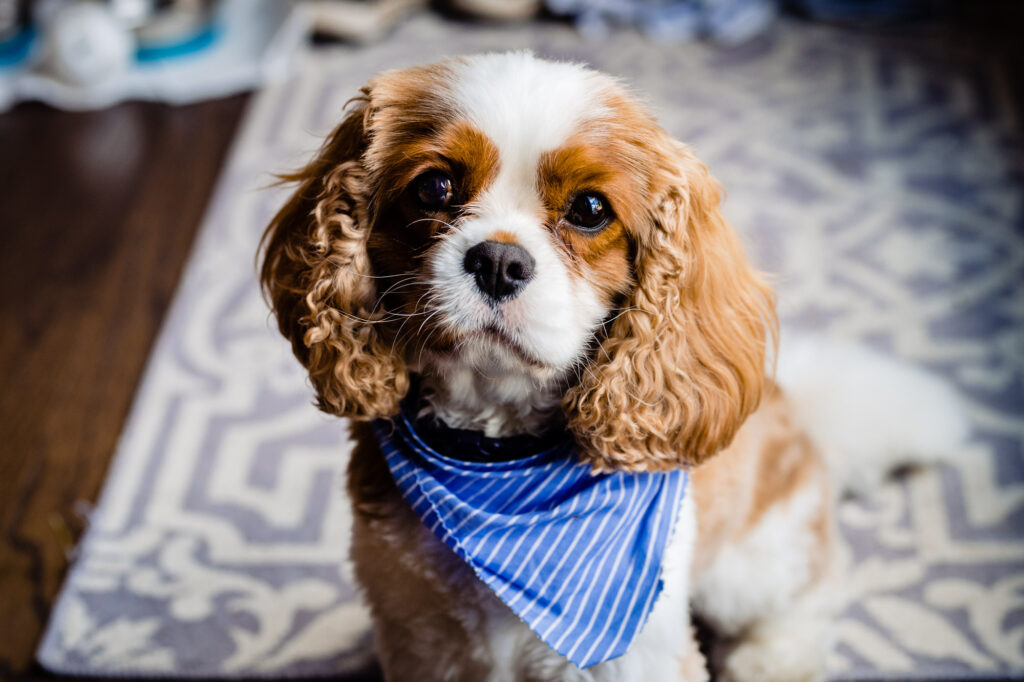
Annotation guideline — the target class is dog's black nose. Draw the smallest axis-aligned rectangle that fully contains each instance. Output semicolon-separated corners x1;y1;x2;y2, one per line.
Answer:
463;241;535;301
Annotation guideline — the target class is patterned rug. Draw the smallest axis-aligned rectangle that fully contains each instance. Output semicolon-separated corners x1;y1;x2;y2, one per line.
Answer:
37;14;1024;680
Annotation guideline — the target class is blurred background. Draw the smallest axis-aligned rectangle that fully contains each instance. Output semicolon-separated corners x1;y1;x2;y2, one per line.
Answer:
1;1;1022;680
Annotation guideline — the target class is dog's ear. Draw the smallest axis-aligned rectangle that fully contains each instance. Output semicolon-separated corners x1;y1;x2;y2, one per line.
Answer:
565;137;777;472
260;95;408;419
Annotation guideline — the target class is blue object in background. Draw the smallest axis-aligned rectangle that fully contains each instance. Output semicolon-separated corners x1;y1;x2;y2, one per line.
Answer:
136;23;220;64
786;0;934;23
0;24;34;69
547;0;939;43
547;0;779;44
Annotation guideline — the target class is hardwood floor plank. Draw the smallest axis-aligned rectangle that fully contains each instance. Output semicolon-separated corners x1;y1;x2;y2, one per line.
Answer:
0;94;249;679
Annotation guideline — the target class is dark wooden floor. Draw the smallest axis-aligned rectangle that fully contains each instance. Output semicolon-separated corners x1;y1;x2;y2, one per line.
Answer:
0;94;249;680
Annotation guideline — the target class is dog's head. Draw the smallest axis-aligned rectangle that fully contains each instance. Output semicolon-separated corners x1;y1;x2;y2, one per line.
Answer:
260;52;776;471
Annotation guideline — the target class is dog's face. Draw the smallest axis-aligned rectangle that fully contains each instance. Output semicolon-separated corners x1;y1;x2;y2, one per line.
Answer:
364;55;646;380
261;53;776;471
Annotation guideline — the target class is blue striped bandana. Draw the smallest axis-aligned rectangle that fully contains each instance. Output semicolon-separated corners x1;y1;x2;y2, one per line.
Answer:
372;405;688;669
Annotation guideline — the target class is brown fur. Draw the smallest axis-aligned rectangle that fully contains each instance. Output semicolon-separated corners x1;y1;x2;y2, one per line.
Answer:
537;142;634;306
564;129;777;472
488;230;520;244
259;99;409;419
259;56;835;681
689;384;830;578
262;66;776;473
259;66;504;420
346;423;498;679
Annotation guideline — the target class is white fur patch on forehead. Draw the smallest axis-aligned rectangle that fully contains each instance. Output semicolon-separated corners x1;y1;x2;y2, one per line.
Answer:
449;52;608;172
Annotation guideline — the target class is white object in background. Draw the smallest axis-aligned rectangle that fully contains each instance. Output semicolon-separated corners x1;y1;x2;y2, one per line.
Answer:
110;0;155;29
306;0;426;44
45;2;134;87
0;0;310;112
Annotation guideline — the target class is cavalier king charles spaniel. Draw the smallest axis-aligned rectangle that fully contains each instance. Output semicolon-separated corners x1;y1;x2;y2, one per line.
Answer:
260;52;967;682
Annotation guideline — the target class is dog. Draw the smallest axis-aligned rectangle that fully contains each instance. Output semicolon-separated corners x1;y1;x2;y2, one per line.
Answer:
260;52;968;681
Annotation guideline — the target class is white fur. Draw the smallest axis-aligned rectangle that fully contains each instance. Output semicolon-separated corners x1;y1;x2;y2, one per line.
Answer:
692;483;829;637
420;356;564;436
420;54;613;436
427;209;607;373
776;334;971;496
693;486;842;682
715;595;836;682
451;52;607;194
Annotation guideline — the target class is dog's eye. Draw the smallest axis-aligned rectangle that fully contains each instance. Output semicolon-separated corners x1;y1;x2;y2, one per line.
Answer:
566;192;610;231
415;171;454;210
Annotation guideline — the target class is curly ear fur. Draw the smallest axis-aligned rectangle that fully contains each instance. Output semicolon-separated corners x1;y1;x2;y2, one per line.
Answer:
565;138;777;472
259;99;408;419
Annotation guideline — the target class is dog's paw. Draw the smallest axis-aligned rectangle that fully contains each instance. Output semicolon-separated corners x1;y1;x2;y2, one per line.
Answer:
716;626;828;682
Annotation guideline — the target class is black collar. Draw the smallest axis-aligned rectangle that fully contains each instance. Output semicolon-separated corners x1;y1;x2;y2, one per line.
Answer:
402;378;570;463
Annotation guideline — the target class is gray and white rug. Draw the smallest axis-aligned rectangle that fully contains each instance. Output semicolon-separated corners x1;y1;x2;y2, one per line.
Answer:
37;14;1024;680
